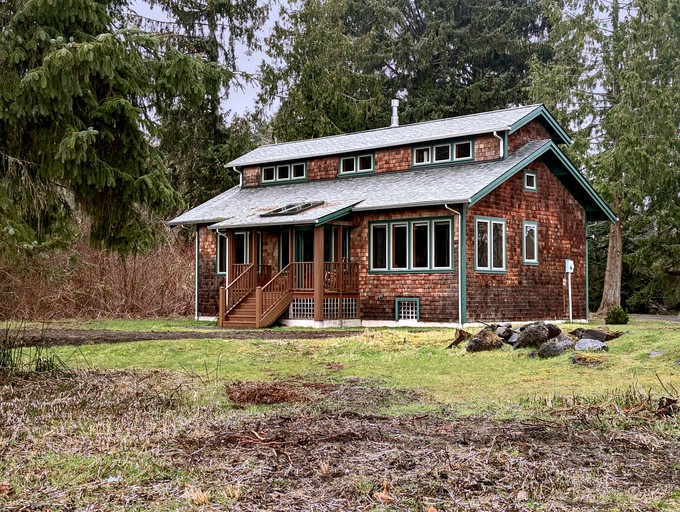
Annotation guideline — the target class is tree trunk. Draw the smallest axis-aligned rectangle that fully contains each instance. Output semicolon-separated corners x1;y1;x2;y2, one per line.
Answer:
596;219;623;314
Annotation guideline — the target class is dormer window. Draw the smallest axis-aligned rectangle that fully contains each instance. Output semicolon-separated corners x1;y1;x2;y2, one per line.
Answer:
340;154;374;175
261;161;306;183
454;141;472;160
414;138;474;166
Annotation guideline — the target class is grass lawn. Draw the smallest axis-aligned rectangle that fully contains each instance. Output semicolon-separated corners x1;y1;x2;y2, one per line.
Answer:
54;318;680;408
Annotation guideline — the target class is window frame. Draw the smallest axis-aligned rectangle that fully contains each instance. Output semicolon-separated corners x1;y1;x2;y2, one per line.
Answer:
216;232;227;275
395;297;420;322
453;140;473;161
233;231;249;265
524;170;538;192
260;161;307;184
339;153;374;175
433;143;452;163
411;221;430;269
474;216;507;273
368;217;455;273
413;146;432;165
413;137;475;166
522;221;539;265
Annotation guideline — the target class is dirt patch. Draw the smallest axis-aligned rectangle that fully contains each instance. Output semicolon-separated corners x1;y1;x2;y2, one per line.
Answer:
226;380;330;407
1;370;678;511
13;327;359;347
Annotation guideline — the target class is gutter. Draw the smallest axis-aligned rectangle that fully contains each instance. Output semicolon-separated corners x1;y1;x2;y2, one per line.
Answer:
493;131;504;159
444;204;463;326
231;166;243;188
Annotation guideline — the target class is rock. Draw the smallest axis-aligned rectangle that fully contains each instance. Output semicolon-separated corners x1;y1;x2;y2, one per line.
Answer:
546;323;562;339
570;353;607;366
466;327;504;352
570;327;623;342
514;322;549;349
537;334;576;358
574;338;608;352
495;324;514;342
649;350;667;359
507;332;519;345
675;361;680;366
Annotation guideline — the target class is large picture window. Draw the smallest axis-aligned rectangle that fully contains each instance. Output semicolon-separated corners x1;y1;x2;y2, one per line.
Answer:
369;218;454;272
523;221;538;265
475;217;506;272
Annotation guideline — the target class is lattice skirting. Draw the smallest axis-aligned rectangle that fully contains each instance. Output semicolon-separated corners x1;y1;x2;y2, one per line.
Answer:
287;297;359;319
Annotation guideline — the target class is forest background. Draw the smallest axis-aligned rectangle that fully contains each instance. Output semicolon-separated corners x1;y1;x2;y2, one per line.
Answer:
0;0;678;320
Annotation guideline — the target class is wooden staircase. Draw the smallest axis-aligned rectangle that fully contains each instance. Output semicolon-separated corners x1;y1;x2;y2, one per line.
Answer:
219;264;294;328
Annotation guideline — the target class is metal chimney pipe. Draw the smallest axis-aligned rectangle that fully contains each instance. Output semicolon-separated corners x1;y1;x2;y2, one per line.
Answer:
390;99;400;127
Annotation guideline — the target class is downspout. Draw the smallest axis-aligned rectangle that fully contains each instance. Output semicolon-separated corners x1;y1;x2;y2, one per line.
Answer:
231;166;243;188
493;131;504;159
445;204;463;326
195;225;200;320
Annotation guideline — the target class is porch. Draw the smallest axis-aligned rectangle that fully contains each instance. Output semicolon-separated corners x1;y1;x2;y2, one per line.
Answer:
217;224;359;328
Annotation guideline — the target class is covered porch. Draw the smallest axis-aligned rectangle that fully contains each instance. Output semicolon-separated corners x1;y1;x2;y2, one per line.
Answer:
216;224;360;328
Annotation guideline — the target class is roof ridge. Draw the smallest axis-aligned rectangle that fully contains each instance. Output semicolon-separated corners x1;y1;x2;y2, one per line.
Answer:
255;104;544;150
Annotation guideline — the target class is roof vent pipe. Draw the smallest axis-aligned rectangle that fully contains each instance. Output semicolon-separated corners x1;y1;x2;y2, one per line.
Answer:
390;99;400;127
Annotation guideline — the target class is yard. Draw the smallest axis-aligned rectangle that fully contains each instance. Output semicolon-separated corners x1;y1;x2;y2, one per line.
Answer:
1;318;679;510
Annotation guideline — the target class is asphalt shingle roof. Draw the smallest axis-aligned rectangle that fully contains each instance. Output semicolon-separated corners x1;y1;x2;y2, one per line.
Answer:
169;140;551;229
226;104;544;167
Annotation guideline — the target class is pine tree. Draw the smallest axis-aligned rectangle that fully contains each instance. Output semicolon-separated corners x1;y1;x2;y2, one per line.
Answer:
528;0;680;312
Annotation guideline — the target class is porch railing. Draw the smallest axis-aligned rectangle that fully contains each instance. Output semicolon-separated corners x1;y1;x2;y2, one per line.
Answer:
225;263;257;313
323;262;359;292
290;262;314;290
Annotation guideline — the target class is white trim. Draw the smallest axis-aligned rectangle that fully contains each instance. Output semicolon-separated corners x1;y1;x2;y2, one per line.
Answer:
198;316;217;322
453;140;473;160
411;221;430;269
281;319;362;328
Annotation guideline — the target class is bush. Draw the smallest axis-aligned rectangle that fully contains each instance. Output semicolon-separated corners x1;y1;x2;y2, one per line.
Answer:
605;306;629;325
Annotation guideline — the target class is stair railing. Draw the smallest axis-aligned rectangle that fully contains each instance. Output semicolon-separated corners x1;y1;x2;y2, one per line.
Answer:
256;263;294;327
225;264;257;315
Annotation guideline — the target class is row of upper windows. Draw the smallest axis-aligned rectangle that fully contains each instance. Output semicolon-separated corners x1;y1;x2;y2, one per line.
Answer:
259;138;476;184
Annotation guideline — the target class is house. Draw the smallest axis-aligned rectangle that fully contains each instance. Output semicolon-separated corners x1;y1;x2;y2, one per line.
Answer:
168;103;616;328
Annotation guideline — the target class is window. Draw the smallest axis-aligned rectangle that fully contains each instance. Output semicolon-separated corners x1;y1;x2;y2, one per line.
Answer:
523;221;538;265
340;154;373;175
454;141;472;160
216;232;227;274
524;170;537;191
371;224;388;269
475;217;506;272
280;230;290;269
261;162;306;183
369;218;454;272
395;298;420;321
414;147;431;165
234;231;248;265
434;144;451;162
261;201;323;217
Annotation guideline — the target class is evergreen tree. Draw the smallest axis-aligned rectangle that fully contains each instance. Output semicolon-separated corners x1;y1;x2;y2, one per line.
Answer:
0;0;224;255
528;0;680;312
260;0;552;140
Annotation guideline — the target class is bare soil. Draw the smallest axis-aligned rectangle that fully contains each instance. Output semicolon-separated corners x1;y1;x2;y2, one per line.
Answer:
1;371;678;511
13;327;359;347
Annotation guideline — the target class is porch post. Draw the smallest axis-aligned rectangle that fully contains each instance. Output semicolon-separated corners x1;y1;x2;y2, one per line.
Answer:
250;230;257;265
313;225;324;322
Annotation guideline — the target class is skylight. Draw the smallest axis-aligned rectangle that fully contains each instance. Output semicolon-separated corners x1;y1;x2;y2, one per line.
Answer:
260;201;324;217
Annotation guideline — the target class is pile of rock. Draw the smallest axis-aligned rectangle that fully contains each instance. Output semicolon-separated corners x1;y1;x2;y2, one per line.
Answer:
454;322;623;359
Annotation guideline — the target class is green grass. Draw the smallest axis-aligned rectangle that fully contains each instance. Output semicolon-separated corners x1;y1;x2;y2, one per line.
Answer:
54;319;680;406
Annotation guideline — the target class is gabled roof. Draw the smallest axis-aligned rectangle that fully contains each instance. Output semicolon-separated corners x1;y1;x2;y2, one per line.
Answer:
227;104;571;168
169;140;615;229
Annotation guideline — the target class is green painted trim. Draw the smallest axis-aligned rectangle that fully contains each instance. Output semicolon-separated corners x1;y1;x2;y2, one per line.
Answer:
522;221;539;265
473;216;507;273
585;221;590;321
368;216;456;273
412;137;474;167
260;160;307;184
524;170;538;192
338;152;376;176
460;205;467;323
315;205;354;225
468;141;617;223
508;105;573;145
502;131;508;159
395;297;420;322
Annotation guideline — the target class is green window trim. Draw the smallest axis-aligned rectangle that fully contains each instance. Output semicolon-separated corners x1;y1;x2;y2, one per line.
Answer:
412;137;475;167
369;217;455;274
215;231;227;275
395;297;420;322
338;153;375;176
261;161;307;184
524;170;538;192
474;216;507;273
522;221;539;265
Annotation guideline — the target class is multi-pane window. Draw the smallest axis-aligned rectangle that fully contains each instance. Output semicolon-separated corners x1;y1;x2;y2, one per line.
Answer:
523;221;538;265
475;217;506;272
370;218;454;272
261;162;306;183
340;154;374;174
414;139;473;166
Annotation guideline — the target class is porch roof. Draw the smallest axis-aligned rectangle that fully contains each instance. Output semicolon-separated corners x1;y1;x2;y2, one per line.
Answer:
168;139;616;228
226;104;571;167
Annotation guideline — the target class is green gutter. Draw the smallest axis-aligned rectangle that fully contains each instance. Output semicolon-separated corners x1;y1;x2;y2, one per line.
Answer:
508;105;573;146
315;205;356;225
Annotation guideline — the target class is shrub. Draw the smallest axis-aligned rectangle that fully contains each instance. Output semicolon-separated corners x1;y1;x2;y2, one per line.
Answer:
605;306;629;325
